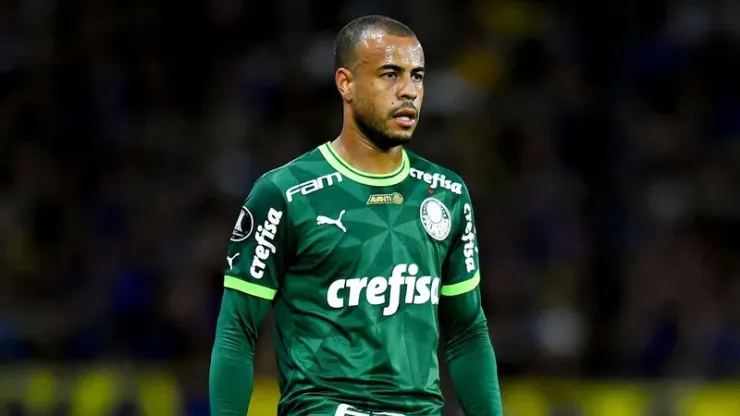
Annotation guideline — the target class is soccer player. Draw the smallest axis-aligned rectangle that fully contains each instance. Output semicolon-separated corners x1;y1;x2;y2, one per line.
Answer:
210;15;503;416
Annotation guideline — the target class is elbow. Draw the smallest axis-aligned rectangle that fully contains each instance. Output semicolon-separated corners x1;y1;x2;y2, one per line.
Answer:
444;315;491;358
451;317;490;343
213;325;256;360
213;290;262;358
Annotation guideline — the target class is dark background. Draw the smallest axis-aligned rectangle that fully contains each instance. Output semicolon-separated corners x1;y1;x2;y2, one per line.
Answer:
2;0;740;414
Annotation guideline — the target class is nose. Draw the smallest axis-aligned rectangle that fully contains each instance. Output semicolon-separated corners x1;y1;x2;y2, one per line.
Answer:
397;76;418;101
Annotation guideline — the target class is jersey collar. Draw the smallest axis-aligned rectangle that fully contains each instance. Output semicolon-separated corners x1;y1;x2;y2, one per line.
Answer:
319;142;410;187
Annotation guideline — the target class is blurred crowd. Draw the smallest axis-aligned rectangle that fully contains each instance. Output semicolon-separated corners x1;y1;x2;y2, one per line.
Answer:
2;0;740;402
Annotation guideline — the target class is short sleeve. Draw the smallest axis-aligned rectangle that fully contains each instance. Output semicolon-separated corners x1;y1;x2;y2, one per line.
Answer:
223;178;289;301
441;183;480;297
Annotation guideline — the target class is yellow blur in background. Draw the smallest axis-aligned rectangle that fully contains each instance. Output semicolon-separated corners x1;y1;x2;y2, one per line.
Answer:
2;366;740;415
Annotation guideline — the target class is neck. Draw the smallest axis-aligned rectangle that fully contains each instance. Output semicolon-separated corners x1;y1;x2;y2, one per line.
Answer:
333;123;404;175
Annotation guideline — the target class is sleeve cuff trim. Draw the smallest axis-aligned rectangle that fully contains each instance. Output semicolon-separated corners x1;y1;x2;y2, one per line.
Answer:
440;270;480;296
224;275;277;300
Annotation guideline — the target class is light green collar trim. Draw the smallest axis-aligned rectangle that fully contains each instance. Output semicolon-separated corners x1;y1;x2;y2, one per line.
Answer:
319;142;410;187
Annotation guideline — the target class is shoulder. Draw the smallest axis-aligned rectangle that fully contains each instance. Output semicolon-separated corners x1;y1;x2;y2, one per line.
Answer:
247;145;346;209
256;147;324;189
239;149;326;232
405;149;469;198
249;145;339;199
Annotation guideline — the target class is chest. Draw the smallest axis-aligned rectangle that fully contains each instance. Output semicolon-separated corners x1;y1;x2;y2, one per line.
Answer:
287;183;456;276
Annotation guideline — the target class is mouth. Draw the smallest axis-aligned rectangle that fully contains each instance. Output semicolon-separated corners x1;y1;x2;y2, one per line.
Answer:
392;108;417;128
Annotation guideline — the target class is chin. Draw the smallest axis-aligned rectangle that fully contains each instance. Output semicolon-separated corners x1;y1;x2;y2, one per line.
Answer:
356;115;414;150
389;134;413;144
385;125;416;142
373;132;412;150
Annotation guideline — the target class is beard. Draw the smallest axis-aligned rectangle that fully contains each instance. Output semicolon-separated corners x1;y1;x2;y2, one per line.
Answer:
354;107;412;151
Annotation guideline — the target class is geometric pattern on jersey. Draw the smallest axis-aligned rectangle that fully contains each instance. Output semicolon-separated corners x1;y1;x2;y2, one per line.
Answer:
224;142;481;416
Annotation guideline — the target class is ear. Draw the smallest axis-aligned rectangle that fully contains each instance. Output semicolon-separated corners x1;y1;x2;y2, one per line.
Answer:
335;68;353;103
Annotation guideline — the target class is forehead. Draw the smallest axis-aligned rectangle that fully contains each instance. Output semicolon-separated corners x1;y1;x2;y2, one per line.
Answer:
355;32;424;68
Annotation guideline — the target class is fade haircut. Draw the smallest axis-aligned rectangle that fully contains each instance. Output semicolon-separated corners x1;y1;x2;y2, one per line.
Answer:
334;15;417;71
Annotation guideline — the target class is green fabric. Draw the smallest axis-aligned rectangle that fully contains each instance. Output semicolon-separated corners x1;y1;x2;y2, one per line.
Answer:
221;143;483;414
209;289;270;415
440;288;503;416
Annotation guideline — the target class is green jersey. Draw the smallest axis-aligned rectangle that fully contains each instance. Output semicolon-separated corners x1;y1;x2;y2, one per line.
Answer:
224;142;481;416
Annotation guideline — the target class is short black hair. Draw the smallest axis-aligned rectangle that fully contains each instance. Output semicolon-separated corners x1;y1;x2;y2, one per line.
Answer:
334;15;417;71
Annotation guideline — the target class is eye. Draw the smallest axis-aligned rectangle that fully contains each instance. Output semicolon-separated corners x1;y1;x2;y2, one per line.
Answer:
412;73;424;82
381;72;397;79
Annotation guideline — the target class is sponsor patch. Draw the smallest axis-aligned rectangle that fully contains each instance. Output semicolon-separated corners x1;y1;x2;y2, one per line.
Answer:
249;208;283;279
367;192;404;205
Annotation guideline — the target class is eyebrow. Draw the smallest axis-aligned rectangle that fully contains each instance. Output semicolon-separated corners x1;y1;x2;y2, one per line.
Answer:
378;64;425;72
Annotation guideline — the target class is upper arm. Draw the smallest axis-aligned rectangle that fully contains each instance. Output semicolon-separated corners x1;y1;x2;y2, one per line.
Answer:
440;182;487;339
441;182;480;298
224;177;291;301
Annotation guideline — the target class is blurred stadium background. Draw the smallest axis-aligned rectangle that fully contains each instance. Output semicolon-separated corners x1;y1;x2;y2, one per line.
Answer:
2;0;740;414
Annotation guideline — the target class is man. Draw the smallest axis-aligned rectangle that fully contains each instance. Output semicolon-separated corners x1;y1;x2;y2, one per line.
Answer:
210;15;503;416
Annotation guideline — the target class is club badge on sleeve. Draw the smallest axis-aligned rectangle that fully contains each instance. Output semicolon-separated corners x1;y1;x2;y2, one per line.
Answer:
420;197;451;241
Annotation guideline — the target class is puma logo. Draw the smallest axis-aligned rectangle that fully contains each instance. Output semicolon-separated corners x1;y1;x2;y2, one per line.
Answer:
227;252;240;270
316;210;347;233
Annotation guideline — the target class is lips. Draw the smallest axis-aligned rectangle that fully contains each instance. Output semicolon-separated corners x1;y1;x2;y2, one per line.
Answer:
392;108;417;127
393;108;417;119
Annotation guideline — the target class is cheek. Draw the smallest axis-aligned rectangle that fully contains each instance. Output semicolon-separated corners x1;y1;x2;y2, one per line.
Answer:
354;96;378;120
354;82;377;104
358;87;386;112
